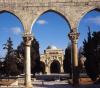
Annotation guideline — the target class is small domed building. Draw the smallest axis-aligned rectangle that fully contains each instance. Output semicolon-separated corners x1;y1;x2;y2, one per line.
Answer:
40;45;64;74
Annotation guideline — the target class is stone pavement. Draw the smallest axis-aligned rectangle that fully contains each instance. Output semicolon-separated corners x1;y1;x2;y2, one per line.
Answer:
32;81;100;88
0;81;100;88
33;85;100;88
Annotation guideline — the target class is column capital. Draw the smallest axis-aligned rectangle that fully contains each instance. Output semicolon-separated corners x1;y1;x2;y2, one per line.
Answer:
23;33;33;46
68;31;80;44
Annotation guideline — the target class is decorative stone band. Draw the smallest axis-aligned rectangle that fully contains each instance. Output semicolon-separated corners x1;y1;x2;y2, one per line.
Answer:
68;31;80;44
23;33;33;46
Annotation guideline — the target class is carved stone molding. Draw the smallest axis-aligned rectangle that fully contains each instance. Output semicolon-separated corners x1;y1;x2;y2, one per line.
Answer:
23;33;33;46
68;31;80;44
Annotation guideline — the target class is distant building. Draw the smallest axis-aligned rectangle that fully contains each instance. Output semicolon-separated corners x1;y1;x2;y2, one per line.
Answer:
40;45;64;74
80;55;86;68
79;55;86;73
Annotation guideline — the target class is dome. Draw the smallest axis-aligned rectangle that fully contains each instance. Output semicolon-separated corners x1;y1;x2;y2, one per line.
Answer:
47;45;57;50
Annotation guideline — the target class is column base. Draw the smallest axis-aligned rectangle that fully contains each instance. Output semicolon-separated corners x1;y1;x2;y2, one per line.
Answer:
25;84;33;88
24;82;33;88
72;66;79;86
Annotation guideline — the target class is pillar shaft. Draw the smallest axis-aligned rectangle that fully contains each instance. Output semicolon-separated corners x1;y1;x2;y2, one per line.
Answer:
72;40;79;86
72;40;78;67
61;65;64;73
25;46;31;87
23;33;33;88
46;65;50;74
68;31;80;86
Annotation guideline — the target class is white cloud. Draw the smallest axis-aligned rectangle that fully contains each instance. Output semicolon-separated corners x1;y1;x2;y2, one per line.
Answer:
11;27;21;35
86;16;100;25
36;19;47;25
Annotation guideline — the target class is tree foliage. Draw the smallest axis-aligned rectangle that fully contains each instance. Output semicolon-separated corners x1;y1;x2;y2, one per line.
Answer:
31;38;41;74
0;37;41;76
3;37;13;59
78;47;85;73
3;37;19;76
83;29;100;81
16;42;25;74
63;44;72;74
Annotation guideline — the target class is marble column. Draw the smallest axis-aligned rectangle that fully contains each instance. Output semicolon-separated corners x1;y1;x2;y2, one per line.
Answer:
23;33;33;88
45;65;50;74
61;65;64;73
68;31;80;86
61;56;64;73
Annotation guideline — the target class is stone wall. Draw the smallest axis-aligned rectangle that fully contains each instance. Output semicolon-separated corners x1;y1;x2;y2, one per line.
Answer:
0;0;99;33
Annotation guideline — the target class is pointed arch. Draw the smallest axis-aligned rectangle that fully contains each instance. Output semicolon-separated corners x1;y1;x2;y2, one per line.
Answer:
0;10;24;32
77;8;100;30
50;60;61;73
31;9;71;33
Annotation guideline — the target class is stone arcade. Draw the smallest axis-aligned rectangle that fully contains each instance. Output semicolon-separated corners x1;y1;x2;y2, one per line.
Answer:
0;0;99;88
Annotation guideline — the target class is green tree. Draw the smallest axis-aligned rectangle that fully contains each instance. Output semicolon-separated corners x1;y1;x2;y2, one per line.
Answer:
3;37;13;59
17;42;25;74
4;54;19;76
3;37;19;76
63;44;72;75
31;38;41;74
78;47;86;73
83;28;100;81
0;60;5;76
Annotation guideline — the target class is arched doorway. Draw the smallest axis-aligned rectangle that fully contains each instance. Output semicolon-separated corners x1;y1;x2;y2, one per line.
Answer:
40;61;46;74
50;60;61;73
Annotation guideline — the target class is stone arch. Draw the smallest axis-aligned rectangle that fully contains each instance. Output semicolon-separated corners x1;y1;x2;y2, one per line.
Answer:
48;56;62;67
40;61;46;74
50;60;61;73
31;9;71;33
77;7;100;30
0;10;24;32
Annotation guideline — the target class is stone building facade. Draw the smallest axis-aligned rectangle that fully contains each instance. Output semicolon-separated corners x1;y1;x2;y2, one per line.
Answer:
40;45;64;74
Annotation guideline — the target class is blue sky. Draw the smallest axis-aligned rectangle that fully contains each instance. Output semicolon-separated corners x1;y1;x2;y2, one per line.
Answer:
0;13;23;57
78;10;100;47
0;10;100;57
32;12;70;53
